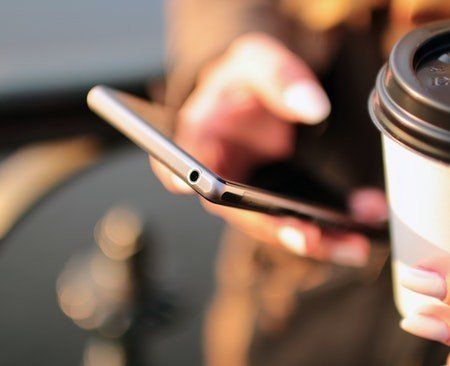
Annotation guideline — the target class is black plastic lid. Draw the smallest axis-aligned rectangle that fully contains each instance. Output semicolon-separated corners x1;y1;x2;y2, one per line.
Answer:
369;20;450;163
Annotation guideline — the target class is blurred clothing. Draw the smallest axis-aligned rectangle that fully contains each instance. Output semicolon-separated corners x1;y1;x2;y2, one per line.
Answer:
162;1;450;365
165;0;450;109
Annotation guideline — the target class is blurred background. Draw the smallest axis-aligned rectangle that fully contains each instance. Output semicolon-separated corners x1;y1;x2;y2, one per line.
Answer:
0;0;223;364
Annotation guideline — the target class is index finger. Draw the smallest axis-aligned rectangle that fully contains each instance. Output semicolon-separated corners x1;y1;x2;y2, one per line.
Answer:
200;33;331;124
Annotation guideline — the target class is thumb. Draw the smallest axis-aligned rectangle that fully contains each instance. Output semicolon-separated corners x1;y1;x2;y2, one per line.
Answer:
226;33;331;124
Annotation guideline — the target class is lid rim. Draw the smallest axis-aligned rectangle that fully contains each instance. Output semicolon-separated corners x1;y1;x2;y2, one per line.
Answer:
377;67;450;140
369;21;450;164
369;89;450;164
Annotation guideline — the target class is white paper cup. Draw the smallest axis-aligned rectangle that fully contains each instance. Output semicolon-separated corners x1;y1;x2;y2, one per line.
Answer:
382;135;450;315
369;21;450;316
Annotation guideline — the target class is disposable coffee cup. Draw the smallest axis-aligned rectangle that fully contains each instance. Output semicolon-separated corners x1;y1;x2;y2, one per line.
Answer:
369;21;450;316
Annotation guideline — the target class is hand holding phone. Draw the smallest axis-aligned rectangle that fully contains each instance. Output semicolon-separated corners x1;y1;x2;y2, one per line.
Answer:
87;85;388;263
87;31;387;268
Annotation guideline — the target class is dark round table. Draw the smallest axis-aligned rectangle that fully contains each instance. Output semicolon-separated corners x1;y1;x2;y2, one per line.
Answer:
0;145;223;365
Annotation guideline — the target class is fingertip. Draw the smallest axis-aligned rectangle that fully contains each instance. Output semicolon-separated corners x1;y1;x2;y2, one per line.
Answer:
276;219;321;256
324;232;370;267
329;243;369;267
399;267;447;301
277;225;307;255
282;81;331;124
348;188;388;224
401;313;450;345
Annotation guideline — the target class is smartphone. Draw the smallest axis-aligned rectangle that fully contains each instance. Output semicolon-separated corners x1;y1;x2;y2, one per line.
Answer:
87;85;387;235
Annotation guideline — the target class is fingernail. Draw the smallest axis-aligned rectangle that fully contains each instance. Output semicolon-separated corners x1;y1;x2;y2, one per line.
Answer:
401;314;450;344
400;267;447;300
277;226;306;255
283;81;331;124
329;245;368;267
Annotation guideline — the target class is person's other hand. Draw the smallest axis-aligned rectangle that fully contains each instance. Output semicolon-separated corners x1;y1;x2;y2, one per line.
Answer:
400;258;450;351
150;33;386;266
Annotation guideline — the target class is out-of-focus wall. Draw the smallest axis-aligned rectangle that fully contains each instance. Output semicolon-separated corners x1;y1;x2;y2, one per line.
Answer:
0;0;164;98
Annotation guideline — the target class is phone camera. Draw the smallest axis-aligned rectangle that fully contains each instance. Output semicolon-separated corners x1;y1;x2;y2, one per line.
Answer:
188;170;200;183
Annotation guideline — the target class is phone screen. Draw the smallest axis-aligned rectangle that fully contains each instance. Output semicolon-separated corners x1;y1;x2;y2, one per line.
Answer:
248;160;348;213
